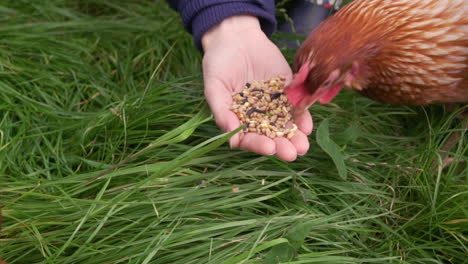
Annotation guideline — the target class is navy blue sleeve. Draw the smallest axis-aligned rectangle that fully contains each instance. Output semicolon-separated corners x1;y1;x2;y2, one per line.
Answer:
168;0;277;51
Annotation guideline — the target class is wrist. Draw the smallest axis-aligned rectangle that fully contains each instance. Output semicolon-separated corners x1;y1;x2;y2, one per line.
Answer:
201;15;262;50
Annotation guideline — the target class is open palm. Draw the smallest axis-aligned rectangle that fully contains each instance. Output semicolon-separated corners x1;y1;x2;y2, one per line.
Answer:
202;16;313;161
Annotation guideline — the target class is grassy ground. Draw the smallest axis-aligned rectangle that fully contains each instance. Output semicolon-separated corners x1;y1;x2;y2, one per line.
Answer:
1;1;466;263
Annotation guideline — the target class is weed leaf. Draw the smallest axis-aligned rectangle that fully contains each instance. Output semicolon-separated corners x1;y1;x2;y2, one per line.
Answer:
264;221;314;263
316;119;348;179
333;123;361;145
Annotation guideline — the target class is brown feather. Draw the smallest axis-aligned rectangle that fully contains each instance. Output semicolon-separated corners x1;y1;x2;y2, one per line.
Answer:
295;0;468;105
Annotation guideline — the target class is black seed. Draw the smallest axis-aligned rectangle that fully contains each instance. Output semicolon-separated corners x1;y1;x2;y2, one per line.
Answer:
270;122;276;126
239;92;244;97
247;107;266;117
245;82;251;88
271;93;282;99
252;89;263;93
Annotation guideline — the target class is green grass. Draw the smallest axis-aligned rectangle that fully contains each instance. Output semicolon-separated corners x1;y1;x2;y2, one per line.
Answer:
1;1;467;263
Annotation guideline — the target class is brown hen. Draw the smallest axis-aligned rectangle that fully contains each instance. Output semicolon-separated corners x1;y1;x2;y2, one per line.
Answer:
285;0;468;111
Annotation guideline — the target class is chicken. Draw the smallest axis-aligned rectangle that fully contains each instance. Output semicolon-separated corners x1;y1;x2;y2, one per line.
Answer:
285;0;468;111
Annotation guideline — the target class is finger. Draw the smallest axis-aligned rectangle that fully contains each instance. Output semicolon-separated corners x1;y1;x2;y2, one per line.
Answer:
273;137;297;162
294;109;313;135
220;111;241;148
212;110;241;149
238;133;276;156
289;130;310;156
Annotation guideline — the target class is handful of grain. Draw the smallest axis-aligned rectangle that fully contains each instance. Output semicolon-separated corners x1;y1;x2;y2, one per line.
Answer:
231;76;298;139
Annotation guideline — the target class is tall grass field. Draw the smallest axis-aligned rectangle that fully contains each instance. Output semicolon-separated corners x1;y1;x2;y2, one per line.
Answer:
1;1;466;263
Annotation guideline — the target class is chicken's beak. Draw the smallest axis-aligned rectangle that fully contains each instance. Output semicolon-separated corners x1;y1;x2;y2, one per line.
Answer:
296;95;317;113
316;83;343;104
286;79;343;113
287;85;342;115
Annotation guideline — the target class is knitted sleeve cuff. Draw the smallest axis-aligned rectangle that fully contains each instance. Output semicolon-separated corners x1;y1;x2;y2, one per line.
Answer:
173;0;277;52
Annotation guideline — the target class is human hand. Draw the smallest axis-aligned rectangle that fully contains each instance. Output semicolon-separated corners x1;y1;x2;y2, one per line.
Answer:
202;15;313;161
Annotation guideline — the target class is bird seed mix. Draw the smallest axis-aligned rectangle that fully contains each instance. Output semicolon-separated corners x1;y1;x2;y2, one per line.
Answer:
231;76;298;139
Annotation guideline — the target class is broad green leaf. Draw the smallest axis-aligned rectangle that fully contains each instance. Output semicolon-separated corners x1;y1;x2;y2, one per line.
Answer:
264;243;295;263
286;221;314;249
316;119;348;179
264;221;314;263
333;123;361;145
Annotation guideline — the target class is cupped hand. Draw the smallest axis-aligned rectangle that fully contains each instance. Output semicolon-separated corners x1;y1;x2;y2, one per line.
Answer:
201;15;313;161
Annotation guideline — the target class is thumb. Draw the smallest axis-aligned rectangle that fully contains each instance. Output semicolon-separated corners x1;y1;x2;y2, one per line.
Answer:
204;77;241;148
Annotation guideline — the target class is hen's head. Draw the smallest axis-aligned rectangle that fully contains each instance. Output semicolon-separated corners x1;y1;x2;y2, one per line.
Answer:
285;14;375;112
286;41;361;112
285;58;360;111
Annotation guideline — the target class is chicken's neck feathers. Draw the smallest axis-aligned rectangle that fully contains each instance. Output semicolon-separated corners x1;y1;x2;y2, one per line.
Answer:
300;0;468;98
